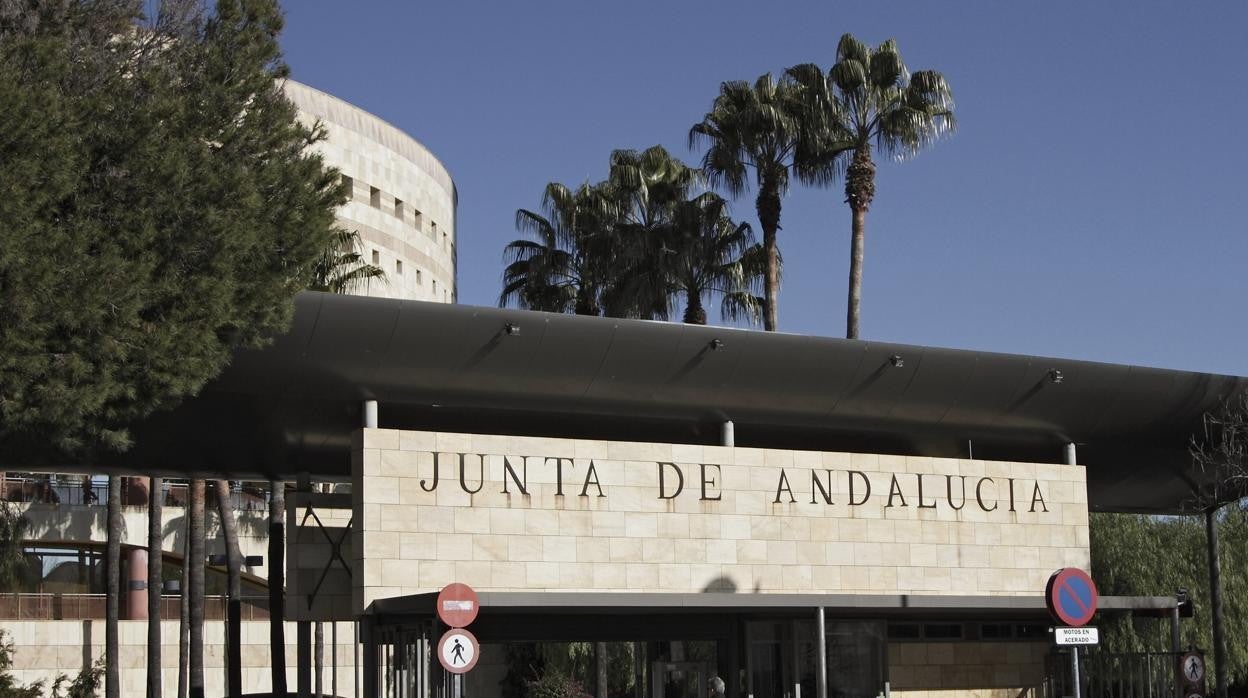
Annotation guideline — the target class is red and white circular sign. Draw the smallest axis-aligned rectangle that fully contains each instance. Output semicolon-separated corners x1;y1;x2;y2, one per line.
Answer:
437;628;480;674
436;582;479;628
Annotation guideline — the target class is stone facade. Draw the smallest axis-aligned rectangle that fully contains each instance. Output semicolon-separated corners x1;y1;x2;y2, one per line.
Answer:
887;641;1050;698
285;80;457;302
352;429;1090;610
4;619;357;697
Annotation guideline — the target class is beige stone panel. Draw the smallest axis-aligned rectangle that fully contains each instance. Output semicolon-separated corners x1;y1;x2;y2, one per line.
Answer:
418;505;455;533
525;510;560;536
591;510;626;537
674;539;706;562
404;531;439;559
593;561;628;588
865;519;897;543
809;517;839;542
576;538;610;562
473;534;511;561
657;512;690;538
811;565;841;590
766;540;798;565
920;520;955;544
657;563;691;590
735;539;766;563
868;566;898;592
879;542;910;566
643;537;677;563
542;535;578;562
525;561;560;588
379;503;413;531
558;562;594;588
451;560;492;587
626;563;659;589
840;518;868;542
491;561;528;588
364;429;400;451
795;541;826;565
706;539;738;564
381;558;421;586
507;534;544;562
749;516;781;541
434;532;474;560
399;430;438;452
363;531;399;559
609;537;642;562
841;566;871;590
434;432;474;454
489;508;527;534
780;564;813;590
625;512;658;538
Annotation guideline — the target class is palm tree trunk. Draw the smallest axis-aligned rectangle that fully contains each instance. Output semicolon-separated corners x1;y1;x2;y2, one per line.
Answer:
178;507;189;698
755;183;782;332
148;476;163;698
269;480;287;697
214;480;244;698
844;145;876;340
188;480;206;698
846;205;866;340
683;292;707;325
106;475;121;698
1207;507;1228;698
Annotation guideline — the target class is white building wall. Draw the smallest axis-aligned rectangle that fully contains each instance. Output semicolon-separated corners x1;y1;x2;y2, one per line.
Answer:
285;80;457;303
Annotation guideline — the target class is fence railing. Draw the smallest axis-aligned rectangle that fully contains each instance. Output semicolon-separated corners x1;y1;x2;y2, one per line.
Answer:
0;593;272;621
0;475;270;511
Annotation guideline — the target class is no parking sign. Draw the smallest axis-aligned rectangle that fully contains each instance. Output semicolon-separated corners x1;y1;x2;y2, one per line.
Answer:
1046;568;1099;627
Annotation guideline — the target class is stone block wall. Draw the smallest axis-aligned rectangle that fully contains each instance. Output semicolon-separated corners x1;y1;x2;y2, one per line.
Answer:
353;429;1090;610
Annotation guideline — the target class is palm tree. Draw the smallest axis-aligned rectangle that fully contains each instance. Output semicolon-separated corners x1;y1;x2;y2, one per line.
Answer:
308;228;387;294
690;74;802;332
664;193;766;325
214;480;243;698
147;476;162;698
187;479;205;698
500;182;614;316
105;475;120;698
599;145;700;320
787;34;955;339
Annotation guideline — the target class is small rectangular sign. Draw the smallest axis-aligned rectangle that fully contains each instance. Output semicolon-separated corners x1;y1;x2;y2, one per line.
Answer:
1055;627;1099;645
442;600;475;612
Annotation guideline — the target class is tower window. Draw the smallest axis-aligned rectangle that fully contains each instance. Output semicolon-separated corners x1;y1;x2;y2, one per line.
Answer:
370;186;381;208
394;199;405;220
371;249;379;266
396;260;403;275
341;175;354;200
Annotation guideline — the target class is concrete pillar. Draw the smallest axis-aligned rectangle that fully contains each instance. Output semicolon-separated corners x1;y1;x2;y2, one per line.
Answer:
126;547;148;620
721;421;735;447
363;400;378;429
1065;442;1077;466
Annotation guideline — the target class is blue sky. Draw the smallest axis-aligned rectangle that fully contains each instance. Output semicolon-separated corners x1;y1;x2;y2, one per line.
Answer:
279;1;1248;376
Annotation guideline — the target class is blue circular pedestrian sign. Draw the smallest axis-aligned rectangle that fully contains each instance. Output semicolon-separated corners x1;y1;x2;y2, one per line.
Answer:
1046;568;1099;627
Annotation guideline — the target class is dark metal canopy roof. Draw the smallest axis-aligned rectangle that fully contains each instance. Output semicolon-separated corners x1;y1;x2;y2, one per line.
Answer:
98;292;1246;513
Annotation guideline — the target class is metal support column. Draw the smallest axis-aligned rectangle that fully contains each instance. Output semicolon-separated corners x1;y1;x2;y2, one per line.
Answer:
722;421;734;447
1171;604;1182;698
297;472;312;698
1065;443;1077;466
1070;647;1081;698
362;616;377;698
815;607;828;698
364;400;379;429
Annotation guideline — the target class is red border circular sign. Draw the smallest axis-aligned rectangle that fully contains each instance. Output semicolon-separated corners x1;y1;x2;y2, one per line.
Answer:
1046;567;1099;627
437;628;480;674
437;582;479;628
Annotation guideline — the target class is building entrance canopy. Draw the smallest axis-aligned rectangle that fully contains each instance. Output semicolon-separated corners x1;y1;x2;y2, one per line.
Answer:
26;292;1243;513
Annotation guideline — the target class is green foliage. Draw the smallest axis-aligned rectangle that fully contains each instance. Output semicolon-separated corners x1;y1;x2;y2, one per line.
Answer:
0;0;344;457
525;672;591;698
0;503;29;593
501;146;761;324
49;657;105;698
307;228;387;295
1090;509;1248;684
0;630;42;698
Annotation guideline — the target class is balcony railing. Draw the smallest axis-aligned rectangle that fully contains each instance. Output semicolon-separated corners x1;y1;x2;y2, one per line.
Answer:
0;593;273;621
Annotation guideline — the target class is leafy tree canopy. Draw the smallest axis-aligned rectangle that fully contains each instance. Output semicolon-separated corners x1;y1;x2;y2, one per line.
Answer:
0;0;345;456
